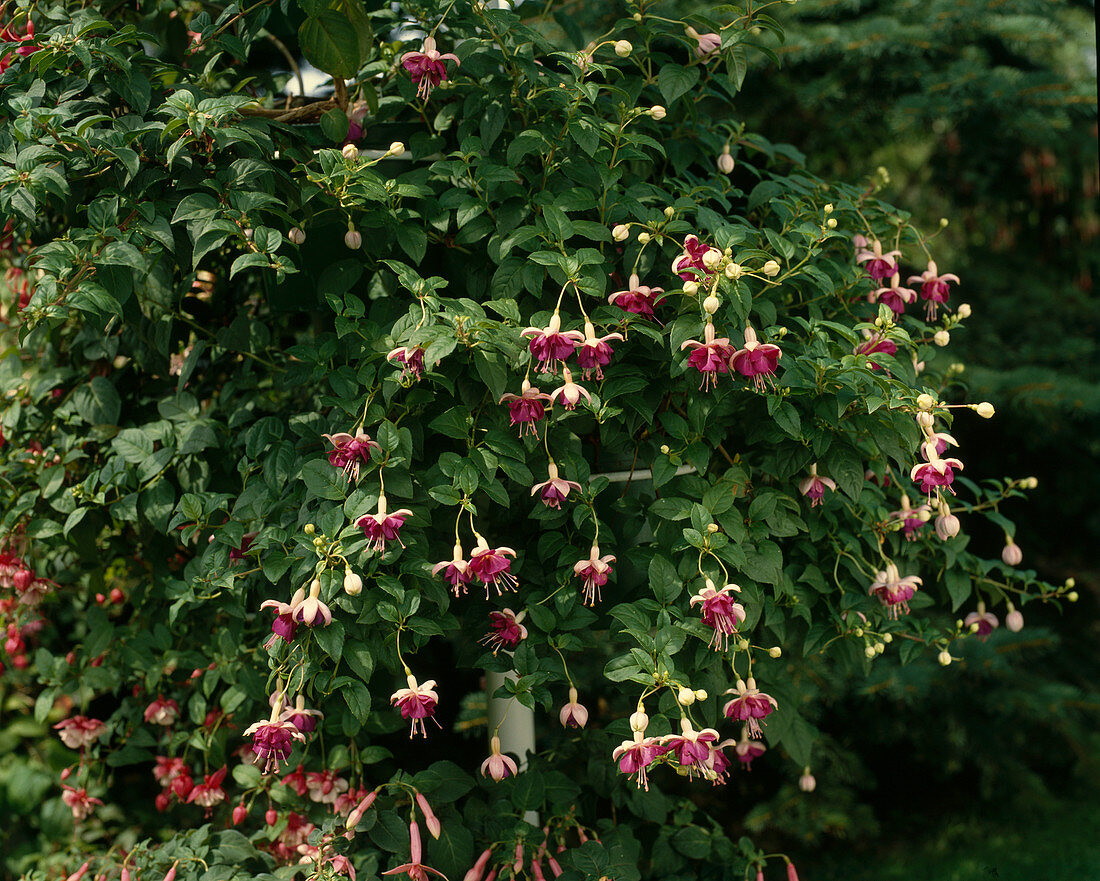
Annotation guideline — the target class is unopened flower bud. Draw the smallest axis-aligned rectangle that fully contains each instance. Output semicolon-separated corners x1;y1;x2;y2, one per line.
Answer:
917;411;935;429
694;688;708;701
633;11;642;21
344;229;362;250
677;686;696;706
702;249;722;270
1006;608;1024;632
975;401;995;419
682;280;699;295
614;40;633;57
637;231;651;243
1066;577;1075;588
659;444;670;454
916;393;935;410
724;262;743;279
935;513;960;540
288;227;306;245
702;295;720;314
612;224;629;242
939;217;949;227
706;523;719;534
266;808;278;825
389;141;406;156
762;259;781;277
938;650;952;666
865;645;876;658
664;206;675;218
343;569;363;596
342;144;359;161
826;218;837;228
882;633;893;643
933;330;951;347
232;802;248;825
717;146;735;174
304;523;315;534
768;646;782;658
648;105;666;120
1001;539;1022;567
629;710;649;733
957;303;972;318
823;203;834;214
1068;591;1079;602
874;642;885;654
799;769;816;792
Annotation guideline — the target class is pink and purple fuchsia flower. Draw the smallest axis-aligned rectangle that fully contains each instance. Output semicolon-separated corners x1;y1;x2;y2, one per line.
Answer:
390;673;440;739
680;322;732;391
868;562;922;619
400;37;459;100
608;273;665;319
499;380;551;437
531;462;582;509
521;311;583;374
432;542;472;595
868;272;917;316
911;444;964;495
689;579;746;651
730;326;781;392
576;320;622;381
573;544;615;605
908;260;960;320
358;494;413;553
323;429;380;481
244;699;306;774
798;463;836;507
479;608;527;654
672;235;715;281
855;239;901;281
723;678;778;739
467;538;518;596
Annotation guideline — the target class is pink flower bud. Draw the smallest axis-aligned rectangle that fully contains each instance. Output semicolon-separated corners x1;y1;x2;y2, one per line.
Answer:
1006;609;1024;632
60;766;72;780
65;861;91;881
121;869;131;881
1001;540;1022;566
344;229;362;250
513;842;524;873
463;847;494;881
410;820;423;865
787;861;799;881
547;856;563;877
232;801;248;824
265;808;278;825
531;860;546;881
755;869;764;881
416;792;442;839
163;862;179;881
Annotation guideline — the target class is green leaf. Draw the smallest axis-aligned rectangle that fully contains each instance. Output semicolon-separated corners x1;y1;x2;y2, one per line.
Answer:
301;460;348;500
299;10;362;80
320;107;349;143
657;64;700;104
649;555;682;603
73;376;121;426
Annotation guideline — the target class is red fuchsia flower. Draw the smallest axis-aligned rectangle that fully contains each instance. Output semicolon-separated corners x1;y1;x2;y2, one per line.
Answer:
911;445;963;495
672;235;715;281
723;678;778;739
187;766;228;813
144;696;180;726
281;764;310;797
244;699;306;774
400;36;460;101
685;26;721;58
481;735;519;781
153;756;188;786
573;544;615;605
550;366;591;410
281;695;323;734
305;769;349;805
868;562;922;619
908;260;960;320
391;672;440;738
798;463;836;506
0;19;39;73
54;716;106;750
61;786;103;822
467;537;518;596
730;325;782;392
680;322;733;391
855;239;902;281
229;531;257;561
734;730;767;769
559;687;588;728
890;494;932;540
294;578;333;627
479;608;527;654
964;603;999;640
576;320;622;381
382;819;448;880
500;379;552;437
521;312;584;374
689;579;746;651
531;461;582;509
662;720;720;778
388;345;426;381
432;541;472;595
0;551;24;586
608;274;665;319
358;494;413;553
168;771;195;802
261;587;305;647
327;855;357;880
868;272;917;316
323;428;380;481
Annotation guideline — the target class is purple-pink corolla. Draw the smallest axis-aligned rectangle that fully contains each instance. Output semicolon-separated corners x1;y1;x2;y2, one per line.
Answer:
576;320;622;381
358;494;413;553
260;587;304;647
550;367;591;410
608;273;665;319
531;461;582;509
467;537;518;596
911;446;963;495
798;463;836;506
244;698;306;774
481;735;518;781
294;578;333;627
613;730;662;791
282;694;323;734
387;346;426;381
868;272;917;316
672;235;714;281
431;541;472;595
521;311;583;374
868;562;922;619
573;544;615;605
855;239;902;281
323;429;380;481
723;678;778;739
685;26;721;58
559;687;589;728
964;602;999;640
499;380;551;437
391;673;440;739
921;430;959;459
890;494;932;540
680;322;732;391
479;608;527;654
662;720;720;779
908;260;960;320
730;326;781;391
400;37;460;101
856;332;899;369
735;730;766;769
689;579;746;651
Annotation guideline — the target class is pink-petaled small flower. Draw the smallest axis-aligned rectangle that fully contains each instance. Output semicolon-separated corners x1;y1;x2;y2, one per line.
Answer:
723;678;778;739
890;495;932;540
550;366;591;410
521;311;584;374
186;766;228;812
964;603;999;640
468;537;518;596
730;325;782;392
479;608;527;654
573;544;616;605
576;320;622;381
244;705;306;774
144;696;180;726
868;272;917;316
500;380;552;437
855;239;902;281
61;785;103;822
391;673;440;739
531;461;582;509
689;579;746;651
54;716;106;750
328;855;357;880
558;686;588;728
481;735;519;781
612;734;661;791
381;819;448;880
388;345;427;381
305;769;349;805
868;562;922;619
608;274;665;319
798;463;836;506
855;332;898;369
662;719;720;778
911;448;963;495
153;755;188;785
358;494;413;553
908;260;960;320
281;695;324;734
685;26;721;58
260;587;305;647
281;764;309;797
432;542;473;595
672;235;714;281
294;579;333;627
401;36;460;101
323;429;381;481
680;322;733;391
734;731;767;769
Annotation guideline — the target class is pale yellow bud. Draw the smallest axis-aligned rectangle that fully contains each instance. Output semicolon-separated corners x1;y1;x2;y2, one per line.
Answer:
648;105;666;120
826;218;838;229
724;262;743;279
342;144;359;161
702;249;722;270
702;295;720;314
343;569;363;596
637;231;651;244
933;330;951;347
1068;591;1079;602
823;203;834;214
865;645;877;658
956;303;972;319
975;402;995;419
614;40;633;57
664;206;675;218
612;224;629;242
693;689;708;701
938;650;952;666
682;280;699;295
659;444;670;455
388;141;406;156
769;646;782;658
677;686;696;706
706;523;719;534
762;259;781;277
304;523;316;534
916;393;935;410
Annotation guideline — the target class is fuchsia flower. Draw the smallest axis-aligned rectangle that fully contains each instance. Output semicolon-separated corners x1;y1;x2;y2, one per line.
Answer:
153;756;188;786
382;819;447;880
468;538;518;596
730;326;782;391
868;562;922;619
479;608;527;654
387;346;427;381
187;766;228;812
391;673;440;738
282;695;323;734
432;542;472;595
855;332;898;369
294;579;333;627
400;36;460;100
798;463;836;506
559;687;589;728
261;587;304;647
922;431;959;458
890;495;932;540
661;720;720;778
911;445;963;495
608;274;665;319
531;462;582;509
613;736;661;791
576;320;622;381
689;580;746;651
281;764;310;797
500;380;552;437
723;678;778;739
323;429;380;481
908;260;960;320
855;239;902;281
306;769;349;805
358;495;413;553
550;367;591;410
54;716;106;750
680;322;733;391
965;603;999;640
685;26;722;58
573;544;616;605
672;235;714;281
734;732;767;769
144;696;180;726
244;703;306;774
0;19;38;73
481;735;519;781
705;738;737;784
229;531;257;561
868;272;917;316
521;312;584;374
61;786;103;822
